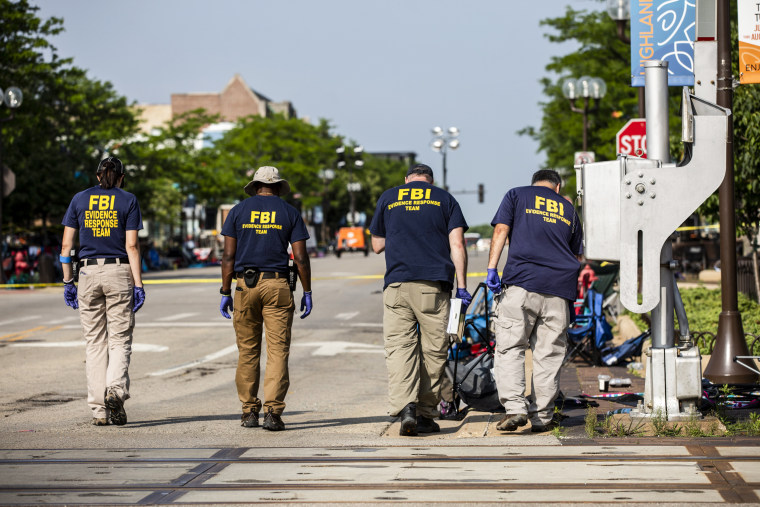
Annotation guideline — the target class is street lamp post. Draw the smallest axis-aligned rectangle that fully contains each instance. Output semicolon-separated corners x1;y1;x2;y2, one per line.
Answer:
430;126;459;191
336;145;364;225
561;76;606;151
606;0;646;118
317;168;335;245
0;86;23;284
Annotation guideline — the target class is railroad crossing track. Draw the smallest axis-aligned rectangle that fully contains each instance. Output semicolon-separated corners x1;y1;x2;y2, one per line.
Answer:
1;445;759;504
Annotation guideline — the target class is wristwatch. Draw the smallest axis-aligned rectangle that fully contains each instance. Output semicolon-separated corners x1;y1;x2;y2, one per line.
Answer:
220;287;231;296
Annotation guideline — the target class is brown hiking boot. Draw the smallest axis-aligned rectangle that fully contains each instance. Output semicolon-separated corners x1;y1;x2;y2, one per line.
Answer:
262;408;285;431
241;411;259;428
104;389;127;426
91;418;108;426
496;413;528;431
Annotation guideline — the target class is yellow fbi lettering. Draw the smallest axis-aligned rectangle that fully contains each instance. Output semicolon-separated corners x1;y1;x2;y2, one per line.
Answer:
529;196;571;226
388;188;441;211
85;195;117;236
243;211;283;234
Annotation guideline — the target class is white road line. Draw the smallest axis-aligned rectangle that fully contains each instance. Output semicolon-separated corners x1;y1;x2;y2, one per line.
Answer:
293;341;384;356
0;315;42;328
346;322;383;328
9;341;168;352
156;312;199;322
47;316;80;325
62;322;232;329
334;311;359;321
149;344;238;377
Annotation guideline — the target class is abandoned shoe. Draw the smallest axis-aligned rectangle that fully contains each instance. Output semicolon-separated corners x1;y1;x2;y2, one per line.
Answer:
241;411;259;428
416;416;441;433
496;413;528;431
262;409;285;431
104;388;127;426
91;418;108;426
399;402;417;436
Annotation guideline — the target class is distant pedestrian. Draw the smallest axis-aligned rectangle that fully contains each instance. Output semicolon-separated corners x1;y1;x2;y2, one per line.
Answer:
370;163;471;436
485;169;583;433
219;166;312;431
60;156;145;426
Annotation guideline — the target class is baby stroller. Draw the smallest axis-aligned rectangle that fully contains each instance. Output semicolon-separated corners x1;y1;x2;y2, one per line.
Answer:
443;283;503;417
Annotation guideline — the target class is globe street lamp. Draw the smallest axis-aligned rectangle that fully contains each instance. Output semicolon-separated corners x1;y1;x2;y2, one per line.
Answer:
317;168;335;245
0;86;23;284
561;76;606;151
430;126;459;191
336;145;363;225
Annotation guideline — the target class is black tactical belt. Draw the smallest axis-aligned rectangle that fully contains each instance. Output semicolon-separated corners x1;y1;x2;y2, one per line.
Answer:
80;257;129;266
235;271;287;279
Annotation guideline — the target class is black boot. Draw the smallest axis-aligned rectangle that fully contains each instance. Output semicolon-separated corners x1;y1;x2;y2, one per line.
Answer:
399;402;417;436
416;416;441;433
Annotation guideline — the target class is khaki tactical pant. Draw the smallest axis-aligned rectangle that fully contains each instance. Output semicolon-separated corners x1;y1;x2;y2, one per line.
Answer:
383;280;450;419
77;261;135;418
493;285;569;425
233;276;294;415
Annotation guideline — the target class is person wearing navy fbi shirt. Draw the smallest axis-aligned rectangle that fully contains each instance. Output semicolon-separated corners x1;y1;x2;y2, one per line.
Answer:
370;163;471;437
486;169;583;434
219;166;312;432
60;157;145;427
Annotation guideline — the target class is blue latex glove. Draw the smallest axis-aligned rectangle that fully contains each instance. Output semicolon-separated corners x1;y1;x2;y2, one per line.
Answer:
486;268;502;295
133;286;146;313
455;288;473;311
300;291;312;319
63;283;79;310
220;296;233;319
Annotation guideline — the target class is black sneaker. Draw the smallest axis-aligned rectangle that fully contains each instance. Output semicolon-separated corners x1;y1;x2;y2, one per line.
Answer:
241;411;259;428
399;402;417;436
496;413;528;431
262;409;285;431
104;389;127;426
416;416;440;433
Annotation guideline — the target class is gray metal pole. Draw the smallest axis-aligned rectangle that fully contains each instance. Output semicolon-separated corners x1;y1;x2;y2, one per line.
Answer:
643;60;674;349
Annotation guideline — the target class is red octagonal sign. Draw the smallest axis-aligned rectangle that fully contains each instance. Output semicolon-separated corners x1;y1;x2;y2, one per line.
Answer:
616;119;647;158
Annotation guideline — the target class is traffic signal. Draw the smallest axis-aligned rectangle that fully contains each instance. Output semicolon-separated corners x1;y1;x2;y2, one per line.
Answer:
336;146;346;169
478;183;484;203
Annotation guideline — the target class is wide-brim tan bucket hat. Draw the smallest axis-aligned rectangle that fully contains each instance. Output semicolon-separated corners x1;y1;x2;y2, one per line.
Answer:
244;166;291;196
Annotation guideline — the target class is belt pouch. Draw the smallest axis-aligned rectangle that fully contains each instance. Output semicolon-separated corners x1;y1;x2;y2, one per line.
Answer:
243;268;260;288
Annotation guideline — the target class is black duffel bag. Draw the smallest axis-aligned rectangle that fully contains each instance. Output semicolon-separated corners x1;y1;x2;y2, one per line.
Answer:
448;351;504;413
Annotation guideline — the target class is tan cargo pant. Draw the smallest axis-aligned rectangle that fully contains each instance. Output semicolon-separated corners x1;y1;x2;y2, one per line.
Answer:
383;280;450;419
232;276;294;415
493;285;569;425
77;261;135;418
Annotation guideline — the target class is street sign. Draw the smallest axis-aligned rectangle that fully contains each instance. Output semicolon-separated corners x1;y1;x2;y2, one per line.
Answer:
616;119;647;158
2;165;15;197
574;151;595;165
738;0;760;84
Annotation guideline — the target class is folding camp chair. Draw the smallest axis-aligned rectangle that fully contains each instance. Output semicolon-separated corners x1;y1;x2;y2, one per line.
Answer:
564;289;613;366
589;261;620;323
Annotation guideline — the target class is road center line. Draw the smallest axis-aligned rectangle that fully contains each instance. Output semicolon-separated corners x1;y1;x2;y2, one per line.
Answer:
335;311;359;321
0;315;42;328
62;322;232;329
149;344;238;377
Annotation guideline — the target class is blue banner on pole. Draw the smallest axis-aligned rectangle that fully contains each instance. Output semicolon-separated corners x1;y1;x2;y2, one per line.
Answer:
631;0;695;87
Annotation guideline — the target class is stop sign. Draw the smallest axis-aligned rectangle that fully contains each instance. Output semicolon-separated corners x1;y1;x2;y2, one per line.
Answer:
616;119;647;158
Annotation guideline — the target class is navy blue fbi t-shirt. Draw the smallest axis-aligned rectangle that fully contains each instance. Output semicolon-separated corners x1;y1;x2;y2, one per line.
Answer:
492;185;583;301
62;186;143;259
370;181;468;289
221;195;309;273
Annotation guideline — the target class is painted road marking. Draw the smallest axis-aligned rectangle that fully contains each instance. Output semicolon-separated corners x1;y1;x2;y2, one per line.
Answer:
293;341;384;356
156;312;199;322
62;322;232;329
347;322;383;328
335;311;359;321
0;315;42;328
149;344;237;376
0;326;49;342
47;316;80;325
9;341;169;352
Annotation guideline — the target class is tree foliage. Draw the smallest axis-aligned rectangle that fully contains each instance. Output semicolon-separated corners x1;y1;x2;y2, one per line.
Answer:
1;0;137;235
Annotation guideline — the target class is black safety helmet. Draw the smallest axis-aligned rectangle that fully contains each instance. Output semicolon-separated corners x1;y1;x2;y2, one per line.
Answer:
96;156;125;175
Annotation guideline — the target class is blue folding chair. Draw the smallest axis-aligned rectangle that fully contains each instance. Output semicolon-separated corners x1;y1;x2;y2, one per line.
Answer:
564;289;613;366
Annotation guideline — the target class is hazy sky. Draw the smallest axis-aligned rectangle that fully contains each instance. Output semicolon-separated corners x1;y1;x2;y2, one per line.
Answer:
34;1;586;225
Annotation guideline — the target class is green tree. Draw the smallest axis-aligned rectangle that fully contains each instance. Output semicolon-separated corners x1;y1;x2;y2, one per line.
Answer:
0;0;137;240
520;2;683;195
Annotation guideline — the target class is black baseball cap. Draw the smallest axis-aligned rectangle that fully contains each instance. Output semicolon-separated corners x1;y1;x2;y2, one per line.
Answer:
406;163;434;178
